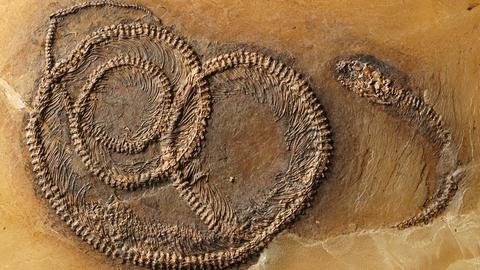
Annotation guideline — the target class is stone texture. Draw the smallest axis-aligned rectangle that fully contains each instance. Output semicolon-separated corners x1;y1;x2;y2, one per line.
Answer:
0;0;479;269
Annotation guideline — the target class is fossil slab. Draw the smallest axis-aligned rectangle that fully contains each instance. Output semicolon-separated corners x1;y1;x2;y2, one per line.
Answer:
23;1;465;269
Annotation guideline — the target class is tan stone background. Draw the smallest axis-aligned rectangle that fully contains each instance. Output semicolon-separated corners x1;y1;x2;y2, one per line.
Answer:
1;0;479;269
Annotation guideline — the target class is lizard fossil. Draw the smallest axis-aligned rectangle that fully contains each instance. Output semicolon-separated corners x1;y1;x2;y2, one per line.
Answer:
334;55;461;229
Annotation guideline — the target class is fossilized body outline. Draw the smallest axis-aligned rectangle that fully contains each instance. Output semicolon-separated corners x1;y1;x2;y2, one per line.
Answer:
25;1;460;269
334;56;461;229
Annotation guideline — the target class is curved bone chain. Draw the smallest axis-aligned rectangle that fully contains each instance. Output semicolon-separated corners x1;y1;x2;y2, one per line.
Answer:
334;56;460;229
44;1;160;71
